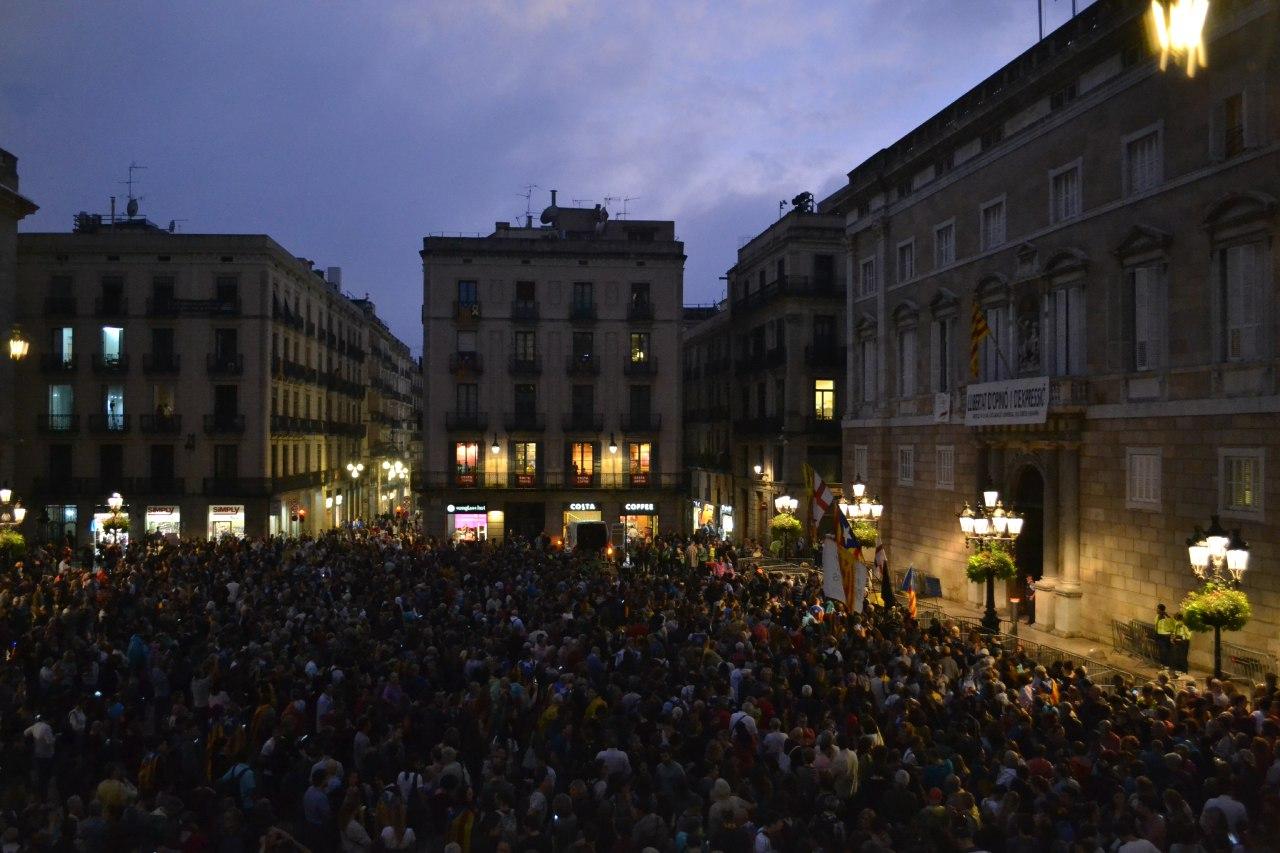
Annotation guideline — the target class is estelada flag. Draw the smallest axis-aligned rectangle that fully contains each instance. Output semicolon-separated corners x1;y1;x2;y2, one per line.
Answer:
834;509;859;605
900;565;918;619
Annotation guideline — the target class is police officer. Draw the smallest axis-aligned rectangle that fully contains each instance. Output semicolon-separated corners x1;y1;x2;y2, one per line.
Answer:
1170;612;1192;674
1155;603;1176;669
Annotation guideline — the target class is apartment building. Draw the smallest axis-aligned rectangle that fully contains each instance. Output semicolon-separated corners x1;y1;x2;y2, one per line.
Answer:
11;210;377;541
352;296;418;517
683;204;846;543
0;149;38;490
824;0;1279;664
419;195;685;542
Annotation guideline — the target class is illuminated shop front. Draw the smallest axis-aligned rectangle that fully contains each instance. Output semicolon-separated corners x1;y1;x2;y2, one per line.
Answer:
447;502;489;541
620;501;658;541
562;501;602;538
145;505;181;537
207;504;245;539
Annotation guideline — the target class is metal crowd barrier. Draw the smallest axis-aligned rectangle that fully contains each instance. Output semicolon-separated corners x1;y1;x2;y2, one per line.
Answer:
1221;640;1274;684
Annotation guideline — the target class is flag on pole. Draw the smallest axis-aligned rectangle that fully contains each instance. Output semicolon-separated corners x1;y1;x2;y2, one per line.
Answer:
821;535;846;603
803;463;836;528
834;508;859;607
900;564;918;619
969;300;990;378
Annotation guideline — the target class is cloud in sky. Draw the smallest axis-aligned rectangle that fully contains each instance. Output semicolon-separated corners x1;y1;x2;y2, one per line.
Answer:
0;0;1092;347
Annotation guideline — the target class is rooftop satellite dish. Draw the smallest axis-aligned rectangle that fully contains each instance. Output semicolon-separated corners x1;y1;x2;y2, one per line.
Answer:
126;198;139;218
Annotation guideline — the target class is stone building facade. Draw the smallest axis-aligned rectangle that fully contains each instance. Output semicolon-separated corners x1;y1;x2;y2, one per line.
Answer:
419;196;685;543
824;0;1280;666
0;148;38;491
683;206;847;544
352;296;419;518
9;212;401;541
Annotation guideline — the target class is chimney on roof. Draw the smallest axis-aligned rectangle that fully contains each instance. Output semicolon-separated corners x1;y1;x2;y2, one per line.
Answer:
326;266;342;288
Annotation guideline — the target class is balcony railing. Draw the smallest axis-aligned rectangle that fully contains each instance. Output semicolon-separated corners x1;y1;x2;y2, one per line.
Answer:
806;414;840;433
448;351;483;374
203;413;246;435
804;343;845;367
453;301;482;323
503;411;546;431
94;296;129;318
207;353;245;376
569;301;596;322
445;410;488;431
91;354;130;375
507;471;541;488
1050;377;1089;408
123;476;185;495
561;412;604;431
621;412;662;432
146;297;179;317
140;413;183;434
508;354;542;376
732;274;840;311
143;353;182;374
510;300;539;322
39;353;77;374
88;414;132;434
627;300;655;322
203;477;272;496
37;414;80;434
43;296;76;316
734;416;783;435
567;354;599;376
623;357;657;377
564;471;599;488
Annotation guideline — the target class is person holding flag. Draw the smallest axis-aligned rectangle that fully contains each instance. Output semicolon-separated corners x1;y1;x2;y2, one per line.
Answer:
900;565;918;619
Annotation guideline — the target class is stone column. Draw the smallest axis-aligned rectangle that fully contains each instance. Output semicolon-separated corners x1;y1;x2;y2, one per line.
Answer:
1035;448;1060;632
1054;445;1083;636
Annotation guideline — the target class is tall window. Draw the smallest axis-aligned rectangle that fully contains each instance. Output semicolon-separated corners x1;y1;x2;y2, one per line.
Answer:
1131;265;1165;371
934;221;955;268
105;385;125;429
214;328;238;359
980;306;1007;382
515;280;535;302
52;327;73;364
1124;129;1162;195
513;442;537;474
1125;448;1161;510
630;332;650;363
1222;92;1245;158
570;442;595;484
214;275;238;305
630;282;650;307
455;383;478;414
859;258;877;297
814;379;835;420
456;330;477;353
571;385;594;418
629;442;651;485
1050;164;1081;224
897;446;915;486
931;318;952;393
213;445;238;479
897;328;917;397
514;384;536;413
455;441;479;485
1221;242;1262;362
980;199;1006;250
630;385;652;420
935;445;955;489
101;326;124;364
513;331;536;360
813;315;836;348
457;280;478;305
99;445;124;488
860;338;876;403
1048;287;1085;376
572;331;594;360
572;281;593;307
1220;449;1262;516
48;385;73;425
897;240;915;283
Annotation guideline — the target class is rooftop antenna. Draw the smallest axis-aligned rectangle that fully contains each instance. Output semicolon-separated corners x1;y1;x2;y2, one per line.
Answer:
571;198;593;207
621;197;639;220
167;219;188;233
778;200;786;219
518;184;540;227
120;161;147;218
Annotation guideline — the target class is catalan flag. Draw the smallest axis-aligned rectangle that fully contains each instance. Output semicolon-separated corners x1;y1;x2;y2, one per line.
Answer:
834;509;860;606
900;565;918;619
969;300;990;378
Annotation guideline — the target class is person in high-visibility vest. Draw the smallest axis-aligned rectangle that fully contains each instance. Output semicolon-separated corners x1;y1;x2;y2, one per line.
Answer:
1170;612;1192;674
1155;603;1176;669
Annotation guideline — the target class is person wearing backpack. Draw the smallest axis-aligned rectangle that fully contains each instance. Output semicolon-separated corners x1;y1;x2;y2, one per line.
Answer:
218;757;255;809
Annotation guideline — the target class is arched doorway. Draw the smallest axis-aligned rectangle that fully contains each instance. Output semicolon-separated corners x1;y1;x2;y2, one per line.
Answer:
1011;465;1045;605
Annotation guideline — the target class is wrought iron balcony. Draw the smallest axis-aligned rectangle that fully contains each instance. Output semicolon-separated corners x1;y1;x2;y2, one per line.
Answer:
88;413;131;434
569;301;596;322
39;353;77;374
140;413;183;434
143;353;182;374
445;410;488;431
621;412;662;432
561;412;604;431
623;357;657;377
207;353;244;376
510;300;539;322
37;414;80;434
91;354;130;375
508;354;542;376
448;351;483;375
627;299;655;322
94;296;129;318
203;413;246;435
567;354;599;376
503;411;546;432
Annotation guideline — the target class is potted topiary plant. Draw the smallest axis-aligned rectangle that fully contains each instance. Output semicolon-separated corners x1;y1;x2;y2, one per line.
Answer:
0;529;26;569
1180;582;1252;679
768;513;802;558
851;519;878;548
966;545;1017;632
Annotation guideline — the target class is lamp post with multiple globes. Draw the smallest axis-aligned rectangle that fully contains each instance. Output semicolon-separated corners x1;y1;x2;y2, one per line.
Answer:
958;485;1024;633
1186;514;1250;679
839;475;884;534
772;494;799;557
0;485;27;571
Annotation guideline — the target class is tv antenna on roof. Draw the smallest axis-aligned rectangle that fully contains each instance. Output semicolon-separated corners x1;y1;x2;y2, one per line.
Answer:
622;197;639;220
518;184;540;226
120;161;147;218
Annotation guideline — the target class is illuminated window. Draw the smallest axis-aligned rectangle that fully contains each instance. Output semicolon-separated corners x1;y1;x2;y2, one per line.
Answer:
630;332;650;363
1220;449;1262;517
813;379;835;420
571;442;595;476
629;442;651;473
101;326;124;364
513;442;537;474
455;441;479;474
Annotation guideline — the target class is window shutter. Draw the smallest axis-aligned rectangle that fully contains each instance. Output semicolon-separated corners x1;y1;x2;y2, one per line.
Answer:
1209;98;1227;162
1226;246;1246;361
1066;287;1086;376
929;321;941;392
1053;292;1069;376
1134;268;1151;371
1244;81;1265;148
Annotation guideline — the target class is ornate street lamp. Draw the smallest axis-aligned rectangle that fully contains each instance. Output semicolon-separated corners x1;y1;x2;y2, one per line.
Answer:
840;474;884;527
958;484;1023;632
491;435;501;454
1186;514;1249;678
104;491;126;544
8;326;29;362
0;486;25;572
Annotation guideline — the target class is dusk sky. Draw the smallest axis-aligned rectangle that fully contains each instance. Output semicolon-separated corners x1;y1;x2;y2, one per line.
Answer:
1;1;1093;350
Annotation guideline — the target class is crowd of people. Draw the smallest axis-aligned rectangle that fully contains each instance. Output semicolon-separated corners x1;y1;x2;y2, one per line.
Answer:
0;526;1277;852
